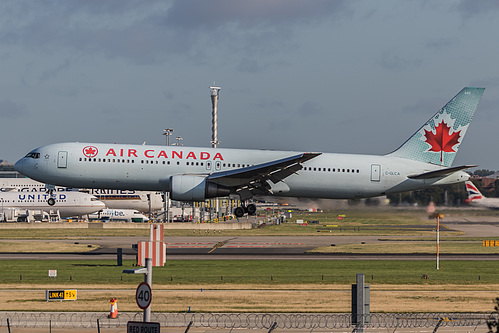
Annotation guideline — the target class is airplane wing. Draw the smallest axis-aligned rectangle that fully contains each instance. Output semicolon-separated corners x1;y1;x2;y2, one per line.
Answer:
407;165;476;180
207;152;321;200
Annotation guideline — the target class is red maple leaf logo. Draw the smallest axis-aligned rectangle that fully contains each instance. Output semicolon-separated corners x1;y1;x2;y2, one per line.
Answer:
424;120;461;162
83;146;98;158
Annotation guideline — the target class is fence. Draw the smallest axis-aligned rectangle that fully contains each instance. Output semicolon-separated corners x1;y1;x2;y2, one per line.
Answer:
0;312;494;330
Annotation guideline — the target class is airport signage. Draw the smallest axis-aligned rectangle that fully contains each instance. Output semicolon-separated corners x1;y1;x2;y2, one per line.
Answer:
46;289;77;301
136;282;152;309
127;321;160;333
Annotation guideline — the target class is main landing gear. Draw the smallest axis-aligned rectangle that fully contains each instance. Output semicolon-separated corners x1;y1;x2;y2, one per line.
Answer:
234;203;257;218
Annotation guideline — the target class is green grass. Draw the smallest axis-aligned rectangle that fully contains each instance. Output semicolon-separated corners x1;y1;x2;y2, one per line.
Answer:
308;242;499;254
1;260;498;286
0;208;494;238
0;229;150;239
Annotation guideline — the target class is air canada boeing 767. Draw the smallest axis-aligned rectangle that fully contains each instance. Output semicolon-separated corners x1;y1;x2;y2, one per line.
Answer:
15;87;484;217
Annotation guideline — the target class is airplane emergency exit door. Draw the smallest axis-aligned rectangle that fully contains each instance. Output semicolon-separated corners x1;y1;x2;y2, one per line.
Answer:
57;151;68;168
370;164;381;182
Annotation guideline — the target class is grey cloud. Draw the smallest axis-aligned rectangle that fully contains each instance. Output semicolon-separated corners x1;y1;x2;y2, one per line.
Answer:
456;0;499;18
0;1;352;65
40;59;71;82
425;38;455;50
470;78;499;89
253;99;285;110
163;90;175;101
297;101;321;116
164;0;350;30
237;58;268;74
379;53;422;71
0;99;28;119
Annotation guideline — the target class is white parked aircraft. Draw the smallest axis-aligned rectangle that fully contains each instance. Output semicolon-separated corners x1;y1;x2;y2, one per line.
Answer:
89;209;149;223
0;191;105;218
0;178;163;213
15;87;484;217
464;181;499;209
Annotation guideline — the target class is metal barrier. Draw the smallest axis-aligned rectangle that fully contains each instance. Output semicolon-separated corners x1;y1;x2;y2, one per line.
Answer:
0;312;492;330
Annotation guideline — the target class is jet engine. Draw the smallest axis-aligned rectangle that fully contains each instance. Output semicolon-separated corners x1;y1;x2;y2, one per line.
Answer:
169;175;230;201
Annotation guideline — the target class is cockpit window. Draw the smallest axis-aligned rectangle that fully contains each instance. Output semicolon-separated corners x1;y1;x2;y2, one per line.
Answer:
25;152;40;159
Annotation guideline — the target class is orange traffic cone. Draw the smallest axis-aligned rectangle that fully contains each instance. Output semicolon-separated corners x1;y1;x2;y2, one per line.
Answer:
108;298;118;319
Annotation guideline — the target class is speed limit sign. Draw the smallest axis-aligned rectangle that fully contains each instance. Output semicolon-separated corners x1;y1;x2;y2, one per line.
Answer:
135;282;152;309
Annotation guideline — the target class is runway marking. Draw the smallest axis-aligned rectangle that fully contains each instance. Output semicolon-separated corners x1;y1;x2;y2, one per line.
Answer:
165;242;305;248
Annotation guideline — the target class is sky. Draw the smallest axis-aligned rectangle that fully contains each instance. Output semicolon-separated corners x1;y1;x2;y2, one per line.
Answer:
1;0;499;170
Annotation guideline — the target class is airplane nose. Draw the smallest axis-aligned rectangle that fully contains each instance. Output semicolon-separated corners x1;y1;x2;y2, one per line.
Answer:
14;158;24;174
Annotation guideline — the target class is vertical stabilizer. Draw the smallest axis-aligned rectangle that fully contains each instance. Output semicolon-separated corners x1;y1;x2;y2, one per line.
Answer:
387;87;485;167
465;181;483;201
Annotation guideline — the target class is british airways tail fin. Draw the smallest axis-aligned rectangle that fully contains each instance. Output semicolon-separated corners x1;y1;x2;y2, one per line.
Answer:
387;87;485;167
465;180;484;201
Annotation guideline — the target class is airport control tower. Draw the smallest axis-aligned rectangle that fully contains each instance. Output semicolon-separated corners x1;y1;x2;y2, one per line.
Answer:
210;86;221;148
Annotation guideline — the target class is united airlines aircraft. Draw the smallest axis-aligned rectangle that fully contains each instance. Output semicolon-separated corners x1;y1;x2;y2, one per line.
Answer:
0;178;163;213
0;191;105;218
15;87;484;217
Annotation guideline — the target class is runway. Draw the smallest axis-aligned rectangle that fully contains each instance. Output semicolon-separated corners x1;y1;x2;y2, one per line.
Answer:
0;219;498;260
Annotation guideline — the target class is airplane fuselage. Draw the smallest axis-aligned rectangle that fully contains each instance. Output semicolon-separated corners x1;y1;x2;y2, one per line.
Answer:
0;177;163;212
0;190;105;217
15;142;469;200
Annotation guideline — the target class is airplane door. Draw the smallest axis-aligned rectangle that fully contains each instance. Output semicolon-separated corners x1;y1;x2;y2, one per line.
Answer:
57;151;68;168
215;161;221;171
206;161;212;171
370;164;381;182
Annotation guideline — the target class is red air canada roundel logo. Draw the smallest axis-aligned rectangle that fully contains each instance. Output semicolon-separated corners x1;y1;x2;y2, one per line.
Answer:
423;120;461;162
83;146;98;158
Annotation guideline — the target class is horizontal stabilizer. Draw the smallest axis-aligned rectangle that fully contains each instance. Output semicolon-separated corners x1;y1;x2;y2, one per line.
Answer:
407;165;476;180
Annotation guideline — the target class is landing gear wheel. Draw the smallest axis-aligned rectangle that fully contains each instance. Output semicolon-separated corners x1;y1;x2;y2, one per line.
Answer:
47;198;55;206
246;204;257;216
234;206;245;218
234;207;246;217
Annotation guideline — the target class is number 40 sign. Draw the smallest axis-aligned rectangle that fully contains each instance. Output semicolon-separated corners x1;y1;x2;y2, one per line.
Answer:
135;282;152;309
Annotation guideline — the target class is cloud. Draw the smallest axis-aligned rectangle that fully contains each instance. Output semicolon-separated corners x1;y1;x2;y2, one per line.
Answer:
456;0;499;18
0;1;352;65
425;37;455;50
39;59;71;82
469;78;499;89
379;53;422;71
0;99;28;119
297;101;322;116
237;58;268;73
163;0;350;30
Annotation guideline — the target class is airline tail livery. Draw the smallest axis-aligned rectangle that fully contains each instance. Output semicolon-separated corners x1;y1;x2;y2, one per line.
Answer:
464;181;499;209
15;87;485;217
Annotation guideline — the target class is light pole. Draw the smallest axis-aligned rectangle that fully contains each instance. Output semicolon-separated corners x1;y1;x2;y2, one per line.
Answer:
172;137;183;146
162;128;174;223
162;128;174;146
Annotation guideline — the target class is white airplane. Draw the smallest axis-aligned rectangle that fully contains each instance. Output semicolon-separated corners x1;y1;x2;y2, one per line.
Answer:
85;189;163;212
15;87;484;217
464;181;499;209
0;191;105;218
89;208;150;223
0;178;163;213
